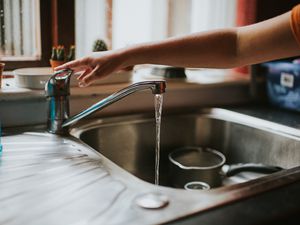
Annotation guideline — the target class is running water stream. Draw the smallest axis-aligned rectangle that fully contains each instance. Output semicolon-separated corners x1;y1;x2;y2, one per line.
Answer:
154;94;163;185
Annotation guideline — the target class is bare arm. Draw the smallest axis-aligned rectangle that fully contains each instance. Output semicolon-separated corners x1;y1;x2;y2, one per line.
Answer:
124;12;300;68
237;12;300;66
56;11;300;86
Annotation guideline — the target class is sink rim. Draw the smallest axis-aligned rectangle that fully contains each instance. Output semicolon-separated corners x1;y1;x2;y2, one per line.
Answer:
70;108;300;218
71;108;300;141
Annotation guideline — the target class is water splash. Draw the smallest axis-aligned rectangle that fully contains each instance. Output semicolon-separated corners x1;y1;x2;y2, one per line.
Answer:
154;94;163;185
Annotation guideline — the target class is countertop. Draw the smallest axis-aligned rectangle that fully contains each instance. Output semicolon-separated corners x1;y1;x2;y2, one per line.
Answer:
1;129;272;225
0;132;207;225
1;107;300;225
1;69;300;224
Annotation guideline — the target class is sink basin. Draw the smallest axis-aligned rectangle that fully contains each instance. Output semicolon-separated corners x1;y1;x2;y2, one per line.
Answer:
72;108;300;189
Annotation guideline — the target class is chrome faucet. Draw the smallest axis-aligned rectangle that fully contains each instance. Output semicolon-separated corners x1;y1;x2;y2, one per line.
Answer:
45;69;166;135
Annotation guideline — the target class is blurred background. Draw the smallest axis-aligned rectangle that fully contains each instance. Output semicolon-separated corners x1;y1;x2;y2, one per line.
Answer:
0;0;299;70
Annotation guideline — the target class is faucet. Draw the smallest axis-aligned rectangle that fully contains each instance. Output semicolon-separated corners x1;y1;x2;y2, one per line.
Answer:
45;69;166;135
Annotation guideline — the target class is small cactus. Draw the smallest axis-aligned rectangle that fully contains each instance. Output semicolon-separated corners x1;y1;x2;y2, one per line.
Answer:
51;47;58;60
51;45;75;62
51;45;65;61
67;45;75;61
93;39;108;52
57;46;65;61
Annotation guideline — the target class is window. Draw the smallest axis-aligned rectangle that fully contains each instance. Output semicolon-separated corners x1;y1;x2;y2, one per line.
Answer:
0;0;41;60
0;0;52;70
1;0;297;71
75;0;237;58
112;0;168;49
1;0;238;69
190;0;237;33
75;0;108;57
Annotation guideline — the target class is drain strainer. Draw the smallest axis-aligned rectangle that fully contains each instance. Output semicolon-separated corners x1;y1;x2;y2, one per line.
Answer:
134;192;169;209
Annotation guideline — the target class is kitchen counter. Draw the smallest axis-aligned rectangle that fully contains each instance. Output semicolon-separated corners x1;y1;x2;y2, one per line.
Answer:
0;132;208;225
1;107;300;225
1;69;300;224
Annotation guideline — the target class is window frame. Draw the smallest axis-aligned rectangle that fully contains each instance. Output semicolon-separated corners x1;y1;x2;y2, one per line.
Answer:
3;0;75;71
3;0;298;71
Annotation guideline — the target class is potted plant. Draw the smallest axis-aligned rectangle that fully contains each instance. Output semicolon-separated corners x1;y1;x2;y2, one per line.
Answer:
93;39;108;52
50;45;76;70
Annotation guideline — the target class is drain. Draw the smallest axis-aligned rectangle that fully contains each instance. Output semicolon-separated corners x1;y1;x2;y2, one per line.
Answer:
184;181;210;191
134;192;169;209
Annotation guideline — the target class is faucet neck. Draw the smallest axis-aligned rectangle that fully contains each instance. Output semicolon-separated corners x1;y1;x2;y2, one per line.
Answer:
62;81;166;128
45;69;73;135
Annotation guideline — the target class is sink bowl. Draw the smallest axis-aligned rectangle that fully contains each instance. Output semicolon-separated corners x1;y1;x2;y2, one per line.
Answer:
72;108;300;189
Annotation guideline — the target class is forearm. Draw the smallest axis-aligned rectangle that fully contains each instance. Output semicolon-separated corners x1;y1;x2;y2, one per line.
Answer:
56;9;300;86
121;12;300;69
237;12;300;66
122;28;239;69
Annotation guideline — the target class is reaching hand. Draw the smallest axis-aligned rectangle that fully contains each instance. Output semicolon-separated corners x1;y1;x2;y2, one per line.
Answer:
55;50;127;87
55;9;300;88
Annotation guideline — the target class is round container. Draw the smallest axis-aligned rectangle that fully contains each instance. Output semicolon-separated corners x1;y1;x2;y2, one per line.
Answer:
13;67;132;89
13;67;53;89
168;147;226;188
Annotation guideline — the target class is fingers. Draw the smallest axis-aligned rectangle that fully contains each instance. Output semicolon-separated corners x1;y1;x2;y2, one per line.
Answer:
61;51;123;87
79;65;101;87
78;64;113;87
120;65;134;71
77;61;122;87
55;58;89;72
77;68;92;80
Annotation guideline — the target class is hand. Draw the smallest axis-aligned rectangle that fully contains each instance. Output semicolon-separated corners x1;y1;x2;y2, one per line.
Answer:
55;50;127;87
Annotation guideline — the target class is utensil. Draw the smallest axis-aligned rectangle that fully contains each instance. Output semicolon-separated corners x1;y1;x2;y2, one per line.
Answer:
168;147;283;188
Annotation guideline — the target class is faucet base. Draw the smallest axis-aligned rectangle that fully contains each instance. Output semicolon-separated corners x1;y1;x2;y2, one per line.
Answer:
47;119;69;135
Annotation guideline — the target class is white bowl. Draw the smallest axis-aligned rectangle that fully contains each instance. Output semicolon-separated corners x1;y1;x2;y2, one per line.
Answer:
13;67;132;89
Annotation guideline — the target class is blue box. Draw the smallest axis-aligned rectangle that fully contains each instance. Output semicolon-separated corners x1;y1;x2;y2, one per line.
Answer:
263;61;300;111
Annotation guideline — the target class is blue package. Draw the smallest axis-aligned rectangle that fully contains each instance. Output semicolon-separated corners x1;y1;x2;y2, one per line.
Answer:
263;61;300;111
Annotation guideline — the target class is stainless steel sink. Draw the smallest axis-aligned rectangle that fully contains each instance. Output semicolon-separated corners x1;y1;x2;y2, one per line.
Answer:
71;108;300;189
2;108;300;224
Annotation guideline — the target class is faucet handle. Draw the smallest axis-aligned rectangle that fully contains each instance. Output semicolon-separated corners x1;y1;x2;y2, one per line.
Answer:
45;69;73;97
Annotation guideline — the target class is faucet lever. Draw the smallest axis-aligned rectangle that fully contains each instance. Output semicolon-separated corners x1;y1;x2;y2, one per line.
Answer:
45;69;73;97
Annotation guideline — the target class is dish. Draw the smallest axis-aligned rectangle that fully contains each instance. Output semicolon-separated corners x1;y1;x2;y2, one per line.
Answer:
13;67;132;89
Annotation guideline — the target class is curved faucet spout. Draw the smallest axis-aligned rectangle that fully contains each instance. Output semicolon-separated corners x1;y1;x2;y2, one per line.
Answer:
62;81;166;128
46;67;166;135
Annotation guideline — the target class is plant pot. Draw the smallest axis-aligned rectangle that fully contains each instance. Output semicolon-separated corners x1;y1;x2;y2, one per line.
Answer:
50;60;65;70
